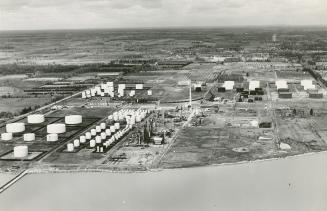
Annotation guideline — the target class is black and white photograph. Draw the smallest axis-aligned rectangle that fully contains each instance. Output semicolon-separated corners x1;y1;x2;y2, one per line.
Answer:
0;0;327;210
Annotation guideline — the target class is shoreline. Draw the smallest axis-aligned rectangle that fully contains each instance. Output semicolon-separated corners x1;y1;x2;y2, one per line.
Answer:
1;149;326;176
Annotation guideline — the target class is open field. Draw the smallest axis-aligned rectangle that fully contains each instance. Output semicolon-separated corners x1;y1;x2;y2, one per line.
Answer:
159;127;277;168
0;98;52;113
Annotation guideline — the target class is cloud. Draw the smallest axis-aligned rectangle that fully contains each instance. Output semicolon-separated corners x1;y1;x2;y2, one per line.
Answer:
0;0;326;30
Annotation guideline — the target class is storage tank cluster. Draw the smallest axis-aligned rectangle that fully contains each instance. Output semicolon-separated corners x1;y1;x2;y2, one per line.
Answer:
45;115;82;142
66;120;129;153
66;109;150;153
1;114;44;141
82;81;115;99
1;122;26;141
81;81;152;99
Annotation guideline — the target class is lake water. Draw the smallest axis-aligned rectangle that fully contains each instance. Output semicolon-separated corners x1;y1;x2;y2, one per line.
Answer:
0;152;327;211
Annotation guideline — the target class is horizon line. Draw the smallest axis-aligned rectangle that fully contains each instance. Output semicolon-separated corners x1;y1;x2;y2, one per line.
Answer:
1;24;327;32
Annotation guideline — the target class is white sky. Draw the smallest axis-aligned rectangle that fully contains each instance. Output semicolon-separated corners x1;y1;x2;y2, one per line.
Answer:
0;0;326;30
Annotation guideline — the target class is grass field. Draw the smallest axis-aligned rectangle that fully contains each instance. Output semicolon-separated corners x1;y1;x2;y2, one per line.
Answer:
0;98;52;113
159;127;277;168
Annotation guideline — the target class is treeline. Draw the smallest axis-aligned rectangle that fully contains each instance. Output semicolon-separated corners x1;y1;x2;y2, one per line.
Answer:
0;64;77;75
0;62;154;76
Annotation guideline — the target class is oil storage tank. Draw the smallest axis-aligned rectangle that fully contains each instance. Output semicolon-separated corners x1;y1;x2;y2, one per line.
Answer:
65;115;82;125
1;133;13;141
14;146;28;158
27;114;45;124
47;133;58;142
6;123;25;133
23;133;35;141
47;124;66;134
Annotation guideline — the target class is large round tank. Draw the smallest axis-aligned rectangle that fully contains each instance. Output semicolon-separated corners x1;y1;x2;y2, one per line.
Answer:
47;124;66;134
6;123;25;133
27;114;45;124
14;146;28;158
23;133;35;141
67;143;74;152
1;133;13;141
47;133;58;142
65;115;82;125
95;126;101;133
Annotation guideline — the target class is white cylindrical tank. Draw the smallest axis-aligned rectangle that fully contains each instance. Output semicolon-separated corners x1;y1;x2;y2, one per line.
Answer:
147;90;152;96
6;123;25;133
85;132;91;139
73;139;80;147
114;122;120;130
108;115;113;120
80;135;86;143
65;115;82;125
101;132;106;140
14;146;28;158
100;123;106;130
91;129;96;136
47;133;58;142
110;126;116;133
67;143;74;152
23;133;35;141
90;139;96;148
105;129;111;136
27;114;45;124
47;124;66;134
1;133;13;141
96;126;101;133
95;136;101;144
